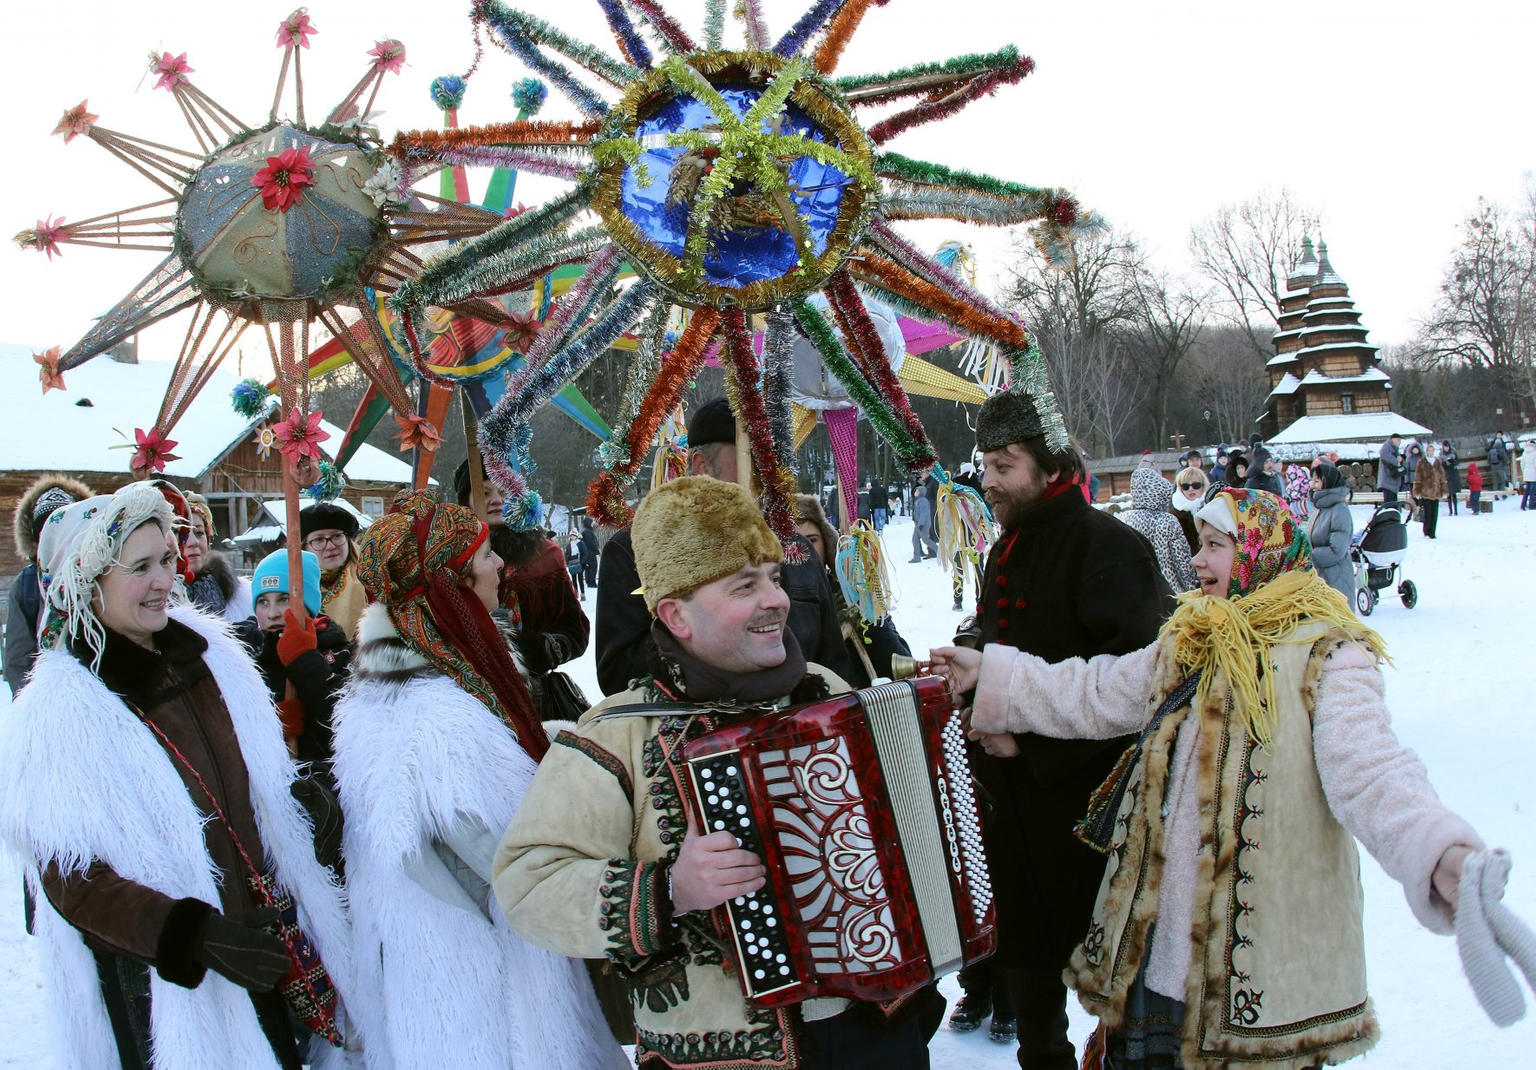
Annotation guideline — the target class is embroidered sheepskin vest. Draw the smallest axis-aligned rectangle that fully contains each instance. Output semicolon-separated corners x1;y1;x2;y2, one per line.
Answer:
1068;622;1379;1070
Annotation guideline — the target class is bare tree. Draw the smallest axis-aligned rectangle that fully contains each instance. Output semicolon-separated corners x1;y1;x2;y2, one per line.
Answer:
1189;189;1316;364
1415;195;1536;419
1003;227;1144;454
1182;327;1269;445
1127;267;1207;444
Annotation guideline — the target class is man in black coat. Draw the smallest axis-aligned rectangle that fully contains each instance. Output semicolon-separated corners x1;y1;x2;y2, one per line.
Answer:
594;398;858;695
948;391;1172;1070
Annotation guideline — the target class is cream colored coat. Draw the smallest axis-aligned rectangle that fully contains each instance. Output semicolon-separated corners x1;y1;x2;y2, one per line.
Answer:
971;624;1480;1069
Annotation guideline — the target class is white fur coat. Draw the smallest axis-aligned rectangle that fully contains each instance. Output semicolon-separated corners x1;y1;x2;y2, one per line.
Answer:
0;606;356;1070
332;604;625;1070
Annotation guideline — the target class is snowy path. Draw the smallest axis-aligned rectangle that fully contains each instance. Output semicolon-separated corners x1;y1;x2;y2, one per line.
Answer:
2;498;1532;1066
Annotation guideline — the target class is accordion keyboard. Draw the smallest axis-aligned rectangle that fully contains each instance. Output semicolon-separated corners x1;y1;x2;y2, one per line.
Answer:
691;753;800;999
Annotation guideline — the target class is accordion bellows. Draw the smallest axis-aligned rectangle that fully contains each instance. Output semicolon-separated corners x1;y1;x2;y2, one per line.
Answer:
683;676;996;1007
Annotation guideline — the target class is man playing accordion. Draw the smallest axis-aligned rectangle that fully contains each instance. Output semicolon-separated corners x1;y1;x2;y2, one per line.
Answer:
494;476;943;1070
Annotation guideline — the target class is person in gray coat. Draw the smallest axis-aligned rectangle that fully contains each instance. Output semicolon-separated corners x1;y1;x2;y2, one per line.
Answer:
909;479;937;561
1377;433;1404;502
1309;463;1356;602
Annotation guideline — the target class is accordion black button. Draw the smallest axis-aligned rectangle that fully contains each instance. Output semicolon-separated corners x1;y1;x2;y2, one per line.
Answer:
659;832;673;844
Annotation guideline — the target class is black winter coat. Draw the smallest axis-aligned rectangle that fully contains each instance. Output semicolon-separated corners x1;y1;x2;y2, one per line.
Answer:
594;527;859;696
235;616;352;774
968;486;1172;971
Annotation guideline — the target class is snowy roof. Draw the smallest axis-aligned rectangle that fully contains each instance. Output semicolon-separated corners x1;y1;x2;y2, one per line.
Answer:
232;498;375;544
1298;367;1390;386
1268;372;1301;397
0;344;426;484
1305;297;1355;307
1294;340;1381;359
1267;352;1299;366
1268;412;1433;444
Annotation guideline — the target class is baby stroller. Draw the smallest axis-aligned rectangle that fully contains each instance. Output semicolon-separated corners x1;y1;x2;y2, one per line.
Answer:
1350;502;1417;616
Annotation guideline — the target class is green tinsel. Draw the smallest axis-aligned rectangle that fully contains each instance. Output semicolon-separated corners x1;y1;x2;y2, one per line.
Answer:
499;8;641;88
391;187;591;313
881;187;1052;226
791;298;928;465
875;152;1037;197
833;45;1021;94
230;378;272;419
702;0;725;49
597;300;671;472
305;460;346;502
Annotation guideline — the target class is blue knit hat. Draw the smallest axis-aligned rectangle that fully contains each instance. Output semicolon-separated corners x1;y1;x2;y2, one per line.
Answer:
251;550;322;615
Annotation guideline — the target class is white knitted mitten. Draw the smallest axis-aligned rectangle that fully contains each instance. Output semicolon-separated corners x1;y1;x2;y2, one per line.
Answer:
1456;848;1536;1027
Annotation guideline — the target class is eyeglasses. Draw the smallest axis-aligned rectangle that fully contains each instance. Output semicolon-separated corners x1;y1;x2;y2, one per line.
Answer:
303;533;347;550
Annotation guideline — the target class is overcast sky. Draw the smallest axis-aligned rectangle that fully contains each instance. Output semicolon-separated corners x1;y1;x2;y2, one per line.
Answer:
3;0;1532;365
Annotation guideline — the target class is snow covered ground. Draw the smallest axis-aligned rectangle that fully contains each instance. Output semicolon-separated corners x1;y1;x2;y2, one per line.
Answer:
2;495;1532;1067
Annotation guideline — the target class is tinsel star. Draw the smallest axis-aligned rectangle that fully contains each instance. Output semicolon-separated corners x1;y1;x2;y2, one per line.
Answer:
34;346;65;393
276;9;316;49
52;101;99;144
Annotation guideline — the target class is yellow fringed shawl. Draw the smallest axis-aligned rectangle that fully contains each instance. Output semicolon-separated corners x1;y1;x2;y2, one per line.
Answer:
1159;570;1390;749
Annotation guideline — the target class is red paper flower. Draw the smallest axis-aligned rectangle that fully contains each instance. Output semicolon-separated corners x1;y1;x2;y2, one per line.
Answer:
131;427;180;474
394;413;443;452
18;215;69;259
152;52;194;92
34;346;65;393
52;101;99;143
276;9;316;49
368;38;406;74
273;407;329;461
502;310;543;354
251;146;316;213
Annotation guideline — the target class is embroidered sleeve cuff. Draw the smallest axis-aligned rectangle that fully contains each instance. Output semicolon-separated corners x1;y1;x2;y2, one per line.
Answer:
155;897;213;988
599;858;676;967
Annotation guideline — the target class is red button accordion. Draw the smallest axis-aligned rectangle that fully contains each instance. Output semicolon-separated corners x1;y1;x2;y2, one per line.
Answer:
681;676;995;1007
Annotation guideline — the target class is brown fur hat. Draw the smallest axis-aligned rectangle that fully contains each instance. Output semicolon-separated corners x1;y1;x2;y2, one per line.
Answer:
632;476;781;614
12;473;95;562
793;493;837;567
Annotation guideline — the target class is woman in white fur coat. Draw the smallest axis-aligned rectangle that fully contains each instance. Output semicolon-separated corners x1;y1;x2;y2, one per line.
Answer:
0;482;355;1070
332;490;625;1070
931;489;1485;1070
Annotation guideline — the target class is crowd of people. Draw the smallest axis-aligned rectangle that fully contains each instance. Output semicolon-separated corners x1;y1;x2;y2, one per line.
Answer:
0;395;1518;1070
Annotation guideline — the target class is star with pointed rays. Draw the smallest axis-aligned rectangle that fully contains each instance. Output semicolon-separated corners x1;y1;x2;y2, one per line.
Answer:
387;0;1097;543
11;7;516;477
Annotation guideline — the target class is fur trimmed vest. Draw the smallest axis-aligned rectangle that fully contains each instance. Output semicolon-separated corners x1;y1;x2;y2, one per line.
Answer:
1068;622;1377;1069
332;604;625;1070
0;606;355;1070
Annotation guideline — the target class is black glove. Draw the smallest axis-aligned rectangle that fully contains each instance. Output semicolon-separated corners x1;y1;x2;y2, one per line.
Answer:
193;908;289;992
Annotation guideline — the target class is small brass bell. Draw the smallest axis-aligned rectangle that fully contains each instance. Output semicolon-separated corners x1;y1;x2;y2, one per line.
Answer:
889;654;922;680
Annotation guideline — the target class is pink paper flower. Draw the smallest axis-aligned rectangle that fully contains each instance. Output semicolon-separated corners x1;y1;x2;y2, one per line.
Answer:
368;39;406;74
131;427;180;474
152;52;194;92
276;9;316;49
52;101;99;143
273;407;329;461
394;412;442;452
502;310;543;355
251;146;316;213
34;347;65;393
18;215;69;259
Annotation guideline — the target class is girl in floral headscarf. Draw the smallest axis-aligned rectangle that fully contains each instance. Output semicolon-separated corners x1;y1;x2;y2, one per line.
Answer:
329;491;624;1070
930;489;1490;1070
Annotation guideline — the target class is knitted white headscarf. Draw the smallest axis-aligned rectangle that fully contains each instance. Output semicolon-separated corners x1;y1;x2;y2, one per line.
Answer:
37;482;175;673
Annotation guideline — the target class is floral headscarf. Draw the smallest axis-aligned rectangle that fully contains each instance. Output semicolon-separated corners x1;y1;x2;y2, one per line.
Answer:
1167;488;1385;748
1194;488;1311;598
355;490;548;759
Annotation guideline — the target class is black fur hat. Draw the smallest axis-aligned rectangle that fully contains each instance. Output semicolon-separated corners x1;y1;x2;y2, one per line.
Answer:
975;390;1046;453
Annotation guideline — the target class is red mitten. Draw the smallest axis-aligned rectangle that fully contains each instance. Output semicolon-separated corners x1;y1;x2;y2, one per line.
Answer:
276;696;305;738
276;609;317;667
